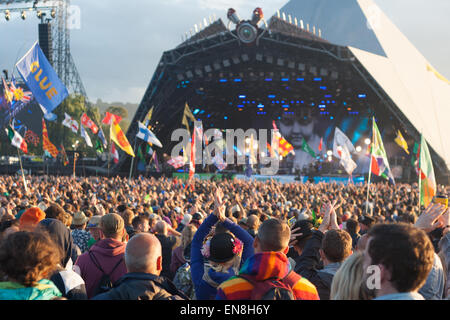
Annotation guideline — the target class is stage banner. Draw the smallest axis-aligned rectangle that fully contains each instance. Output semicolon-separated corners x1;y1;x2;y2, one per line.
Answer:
16;42;68;113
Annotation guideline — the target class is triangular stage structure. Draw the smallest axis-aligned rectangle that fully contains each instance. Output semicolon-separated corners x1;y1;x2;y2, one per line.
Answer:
280;0;450;172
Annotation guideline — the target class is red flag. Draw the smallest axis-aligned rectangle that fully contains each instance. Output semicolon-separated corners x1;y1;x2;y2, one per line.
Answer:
81;113;99;134
189;130;196;181
102;112;122;125
318;137;323;152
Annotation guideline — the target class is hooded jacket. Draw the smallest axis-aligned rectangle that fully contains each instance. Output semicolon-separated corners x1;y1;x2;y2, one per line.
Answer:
91;272;188;300
0;279;62;300
216;251;319;300
75;238;127;299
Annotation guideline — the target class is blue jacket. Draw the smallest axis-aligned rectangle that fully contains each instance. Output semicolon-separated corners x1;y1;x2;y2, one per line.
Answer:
0;279;62;300
190;214;254;300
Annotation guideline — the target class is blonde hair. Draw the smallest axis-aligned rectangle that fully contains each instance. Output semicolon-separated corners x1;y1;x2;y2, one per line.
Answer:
181;224;197;250
330;252;372;300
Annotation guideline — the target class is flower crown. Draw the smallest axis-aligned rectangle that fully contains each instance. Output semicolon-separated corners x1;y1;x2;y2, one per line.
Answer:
200;237;244;259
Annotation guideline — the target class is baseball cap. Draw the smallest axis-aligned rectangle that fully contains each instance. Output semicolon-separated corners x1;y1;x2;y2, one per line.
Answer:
100;213;124;237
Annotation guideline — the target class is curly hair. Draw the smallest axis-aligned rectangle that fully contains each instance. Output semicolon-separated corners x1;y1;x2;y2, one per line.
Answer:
0;231;61;287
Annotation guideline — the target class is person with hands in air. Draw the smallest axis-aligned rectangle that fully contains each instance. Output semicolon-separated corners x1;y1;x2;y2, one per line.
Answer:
414;202;448;300
190;187;254;300
294;200;353;300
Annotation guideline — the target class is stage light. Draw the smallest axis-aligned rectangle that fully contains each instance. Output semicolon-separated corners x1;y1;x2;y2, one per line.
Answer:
296;78;304;81
237;22;258;43
193;109;200;115
358;94;366;98
268;94;275;98
51;8;56;18
356;146;362;152
224;116;228;120
264;78;272;82
238;95;246;98
234;78;242;82
327;150;332;156
5;10;10;21
281;78;289;82
227;8;241;25
219;79;227;82
251;7;263;25
364;138;371;145
314;77;322;81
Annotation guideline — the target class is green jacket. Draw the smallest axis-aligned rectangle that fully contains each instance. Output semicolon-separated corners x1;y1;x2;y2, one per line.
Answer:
0;279;62;300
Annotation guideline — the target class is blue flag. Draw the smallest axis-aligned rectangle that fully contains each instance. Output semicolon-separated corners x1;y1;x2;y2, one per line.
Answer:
16;42;68;113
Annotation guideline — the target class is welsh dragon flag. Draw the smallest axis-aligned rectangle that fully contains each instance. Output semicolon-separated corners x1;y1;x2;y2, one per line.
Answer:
418;135;436;207
370;118;395;184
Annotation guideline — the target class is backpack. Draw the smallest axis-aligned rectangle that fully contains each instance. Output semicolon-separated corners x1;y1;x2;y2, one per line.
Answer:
237;271;297;300
88;251;123;296
173;262;196;300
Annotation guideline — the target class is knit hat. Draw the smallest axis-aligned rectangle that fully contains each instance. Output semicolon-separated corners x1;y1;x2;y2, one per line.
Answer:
203;233;243;263
19;207;46;230
72;211;89;226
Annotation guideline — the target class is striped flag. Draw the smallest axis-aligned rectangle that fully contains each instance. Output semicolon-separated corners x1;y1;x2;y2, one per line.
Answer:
5;125;27;153
419;135;436;207
42;119;58;158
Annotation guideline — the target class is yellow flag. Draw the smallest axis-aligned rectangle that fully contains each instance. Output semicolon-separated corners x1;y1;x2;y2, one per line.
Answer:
394;130;409;154
146;106;154;124
426;64;450;85
110;118;135;157
182;102;196;131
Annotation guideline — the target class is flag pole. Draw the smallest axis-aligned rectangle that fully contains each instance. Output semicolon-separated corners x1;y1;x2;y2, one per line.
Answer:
17;148;28;194
418;134;422;209
366;119;374;215
128;139;137;181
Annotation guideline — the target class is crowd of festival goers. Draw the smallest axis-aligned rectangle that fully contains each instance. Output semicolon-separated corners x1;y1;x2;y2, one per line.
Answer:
0;174;448;300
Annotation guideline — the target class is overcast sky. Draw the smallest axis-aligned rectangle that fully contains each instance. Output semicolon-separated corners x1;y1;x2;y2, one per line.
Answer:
1;0;449;104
